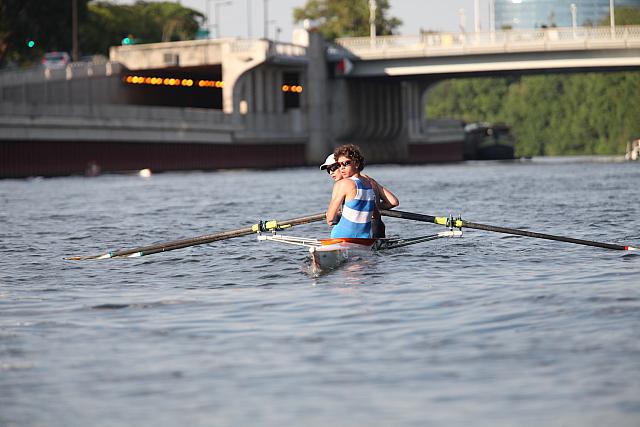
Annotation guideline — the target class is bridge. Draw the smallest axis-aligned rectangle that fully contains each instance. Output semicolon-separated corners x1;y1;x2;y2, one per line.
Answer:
1;26;639;177
333;26;640;76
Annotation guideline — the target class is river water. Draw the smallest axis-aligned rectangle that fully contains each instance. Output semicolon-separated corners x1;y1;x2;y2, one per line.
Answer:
1;158;640;426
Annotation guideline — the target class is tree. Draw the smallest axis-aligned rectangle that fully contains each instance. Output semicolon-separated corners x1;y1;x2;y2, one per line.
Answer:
81;1;204;57
293;0;402;40
426;72;640;157
0;1;204;67
0;0;90;67
601;6;640;25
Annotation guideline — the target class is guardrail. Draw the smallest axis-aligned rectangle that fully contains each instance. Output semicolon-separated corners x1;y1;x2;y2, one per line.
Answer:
336;25;640;58
0;102;230;124
0;61;123;87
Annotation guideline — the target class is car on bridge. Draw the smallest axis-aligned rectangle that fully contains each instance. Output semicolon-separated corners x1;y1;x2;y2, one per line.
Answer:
41;51;70;69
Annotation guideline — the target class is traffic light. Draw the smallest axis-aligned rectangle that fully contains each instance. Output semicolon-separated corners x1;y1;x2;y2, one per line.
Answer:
26;39;36;48
121;35;136;45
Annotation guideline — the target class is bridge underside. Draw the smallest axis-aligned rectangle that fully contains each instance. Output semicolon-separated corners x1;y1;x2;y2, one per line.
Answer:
347;48;640;78
327;77;464;164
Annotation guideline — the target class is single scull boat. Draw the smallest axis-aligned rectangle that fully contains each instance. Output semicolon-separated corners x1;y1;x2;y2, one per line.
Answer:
257;229;463;275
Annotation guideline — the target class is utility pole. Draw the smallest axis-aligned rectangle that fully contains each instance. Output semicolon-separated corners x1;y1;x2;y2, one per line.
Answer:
369;0;377;47
474;0;480;34
263;0;268;39
247;0;252;38
489;0;495;33
215;1;232;38
610;0;616;36
570;3;577;38
207;0;212;38
72;0;78;61
207;0;232;39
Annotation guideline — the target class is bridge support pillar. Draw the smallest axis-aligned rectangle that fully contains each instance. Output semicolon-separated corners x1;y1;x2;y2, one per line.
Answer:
306;30;331;165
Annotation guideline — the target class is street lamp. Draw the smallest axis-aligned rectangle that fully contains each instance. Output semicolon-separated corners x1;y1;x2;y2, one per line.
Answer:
263;0;268;39
474;0;480;34
207;0;232;39
369;0;377;47
214;1;232;38
72;0;78;62
610;0;616;36
247;0;252;38
489;0;495;34
268;20;280;41
570;3;577;38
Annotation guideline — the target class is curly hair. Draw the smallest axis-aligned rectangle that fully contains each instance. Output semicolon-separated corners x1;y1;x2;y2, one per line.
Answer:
333;144;365;172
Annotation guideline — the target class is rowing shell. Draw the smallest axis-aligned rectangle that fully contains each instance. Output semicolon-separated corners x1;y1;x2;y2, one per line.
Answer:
257;230;463;275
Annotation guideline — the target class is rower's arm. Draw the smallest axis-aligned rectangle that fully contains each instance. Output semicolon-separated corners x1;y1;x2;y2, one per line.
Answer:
370;178;399;210
326;180;348;225
379;185;399;209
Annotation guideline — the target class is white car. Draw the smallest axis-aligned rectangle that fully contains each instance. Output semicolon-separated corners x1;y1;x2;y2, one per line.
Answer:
41;52;70;69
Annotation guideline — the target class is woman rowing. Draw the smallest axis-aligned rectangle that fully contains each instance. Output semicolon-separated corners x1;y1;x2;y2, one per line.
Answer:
324;144;398;239
320;152;399;237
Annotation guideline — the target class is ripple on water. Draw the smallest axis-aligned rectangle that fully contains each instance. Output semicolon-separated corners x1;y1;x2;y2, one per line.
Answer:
1;162;640;426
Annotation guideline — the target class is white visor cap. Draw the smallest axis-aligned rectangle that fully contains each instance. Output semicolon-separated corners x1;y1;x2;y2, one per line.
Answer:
319;154;336;170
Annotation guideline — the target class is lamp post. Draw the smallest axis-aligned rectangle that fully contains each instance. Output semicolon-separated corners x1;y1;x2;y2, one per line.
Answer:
570;3;577;38
247;0;252;38
474;0;480;34
489;0;496;42
610;0;615;36
207;0;232;39
214;0;232;38
369;0;377;48
263;0;268;39
72;0;78;62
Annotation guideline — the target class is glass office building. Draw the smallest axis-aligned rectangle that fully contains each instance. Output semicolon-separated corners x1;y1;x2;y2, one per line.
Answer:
495;0;640;29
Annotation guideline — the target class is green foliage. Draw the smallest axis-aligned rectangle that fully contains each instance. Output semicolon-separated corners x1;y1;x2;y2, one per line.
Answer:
426;72;640;157
81;1;204;56
0;0;203;67
0;0;91;66
293;0;401;40
600;6;640;25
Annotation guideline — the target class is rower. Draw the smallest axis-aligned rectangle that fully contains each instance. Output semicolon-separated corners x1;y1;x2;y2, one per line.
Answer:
321;153;398;238
326;144;398;239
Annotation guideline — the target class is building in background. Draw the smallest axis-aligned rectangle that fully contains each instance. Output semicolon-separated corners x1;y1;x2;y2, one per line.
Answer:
494;0;640;29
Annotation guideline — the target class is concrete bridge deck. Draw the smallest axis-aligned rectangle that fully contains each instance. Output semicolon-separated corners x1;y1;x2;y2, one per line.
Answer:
1;26;638;177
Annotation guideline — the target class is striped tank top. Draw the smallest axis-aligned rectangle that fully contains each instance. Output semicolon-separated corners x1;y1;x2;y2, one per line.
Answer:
330;176;376;239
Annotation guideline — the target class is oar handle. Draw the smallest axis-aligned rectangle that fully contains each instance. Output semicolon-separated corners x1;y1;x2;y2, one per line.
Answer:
380;209;438;223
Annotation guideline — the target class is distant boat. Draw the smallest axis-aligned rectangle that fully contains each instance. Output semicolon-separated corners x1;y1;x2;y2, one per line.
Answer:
464;122;515;160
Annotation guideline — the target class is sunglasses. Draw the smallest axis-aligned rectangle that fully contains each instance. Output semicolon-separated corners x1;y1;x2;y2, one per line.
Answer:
326;163;340;174
338;160;352;168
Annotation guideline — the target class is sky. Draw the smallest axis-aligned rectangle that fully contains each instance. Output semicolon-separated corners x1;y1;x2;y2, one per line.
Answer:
114;0;491;41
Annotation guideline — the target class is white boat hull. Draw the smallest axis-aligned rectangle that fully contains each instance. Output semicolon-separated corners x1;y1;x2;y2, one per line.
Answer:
257;229;462;275
309;241;373;275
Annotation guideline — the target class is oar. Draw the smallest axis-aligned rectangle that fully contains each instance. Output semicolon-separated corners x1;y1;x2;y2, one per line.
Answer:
380;209;638;251
65;212;326;260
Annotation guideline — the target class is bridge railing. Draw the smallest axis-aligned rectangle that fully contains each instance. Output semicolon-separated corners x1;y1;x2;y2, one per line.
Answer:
336;25;640;58
229;39;307;60
0;61;124;88
0;102;231;125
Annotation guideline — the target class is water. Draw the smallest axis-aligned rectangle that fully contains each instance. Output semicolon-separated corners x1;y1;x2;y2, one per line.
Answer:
1;158;640;427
